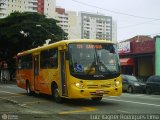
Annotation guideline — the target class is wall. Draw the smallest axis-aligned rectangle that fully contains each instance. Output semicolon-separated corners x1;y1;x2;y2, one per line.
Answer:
138;57;153;77
155;36;160;75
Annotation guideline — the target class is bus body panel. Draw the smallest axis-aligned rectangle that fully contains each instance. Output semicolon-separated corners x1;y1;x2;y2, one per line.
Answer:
38;69;59;95
16;70;34;90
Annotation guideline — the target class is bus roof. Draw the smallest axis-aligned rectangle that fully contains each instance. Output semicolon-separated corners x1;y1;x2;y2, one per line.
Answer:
17;39;114;56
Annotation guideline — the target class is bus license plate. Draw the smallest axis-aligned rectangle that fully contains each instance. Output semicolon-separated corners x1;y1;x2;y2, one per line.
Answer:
96;90;104;94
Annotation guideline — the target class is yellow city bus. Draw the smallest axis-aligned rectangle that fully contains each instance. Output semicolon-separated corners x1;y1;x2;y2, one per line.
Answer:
16;39;122;103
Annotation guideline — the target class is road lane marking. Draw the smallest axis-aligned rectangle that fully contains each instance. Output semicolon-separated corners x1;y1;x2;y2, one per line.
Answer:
23;100;46;105
7;95;25;98
0;90;23;96
104;98;160;107
0;97;19;105
59;107;96;114
110;94;160;100
117;110;130;113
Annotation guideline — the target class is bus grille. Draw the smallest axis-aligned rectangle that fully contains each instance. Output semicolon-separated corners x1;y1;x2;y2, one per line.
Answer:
87;85;98;88
87;84;111;89
101;84;111;88
90;91;109;96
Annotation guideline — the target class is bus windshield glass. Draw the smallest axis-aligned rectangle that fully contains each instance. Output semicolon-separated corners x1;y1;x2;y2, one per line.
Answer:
69;43;120;75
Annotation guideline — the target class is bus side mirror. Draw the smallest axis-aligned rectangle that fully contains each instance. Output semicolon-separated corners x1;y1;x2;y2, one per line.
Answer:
65;51;69;60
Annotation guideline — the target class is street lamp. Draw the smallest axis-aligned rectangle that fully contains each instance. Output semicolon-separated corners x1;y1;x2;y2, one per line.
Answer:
36;24;54;36
20;30;29;37
36;24;54;45
20;30;29;50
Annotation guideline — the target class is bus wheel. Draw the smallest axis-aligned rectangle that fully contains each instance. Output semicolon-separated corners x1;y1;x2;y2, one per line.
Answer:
91;97;102;102
53;88;63;103
26;82;32;96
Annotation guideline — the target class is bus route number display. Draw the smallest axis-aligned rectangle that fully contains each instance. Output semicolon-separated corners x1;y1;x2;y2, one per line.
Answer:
77;44;102;49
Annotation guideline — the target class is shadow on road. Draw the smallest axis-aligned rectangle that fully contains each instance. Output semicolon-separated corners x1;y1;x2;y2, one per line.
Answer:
27;93;118;107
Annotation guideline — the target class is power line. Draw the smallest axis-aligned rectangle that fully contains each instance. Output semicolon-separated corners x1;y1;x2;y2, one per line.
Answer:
118;19;160;29
147;33;160;36
71;0;160;20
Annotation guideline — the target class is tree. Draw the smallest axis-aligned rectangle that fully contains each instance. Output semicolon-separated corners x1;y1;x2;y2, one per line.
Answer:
0;12;68;79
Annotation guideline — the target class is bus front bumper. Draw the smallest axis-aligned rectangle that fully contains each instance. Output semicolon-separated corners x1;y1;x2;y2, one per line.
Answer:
68;85;122;98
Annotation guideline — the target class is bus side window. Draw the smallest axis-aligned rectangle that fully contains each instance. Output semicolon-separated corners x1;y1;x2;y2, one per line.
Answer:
40;50;48;69
40;48;58;69
18;55;32;70
48;48;58;68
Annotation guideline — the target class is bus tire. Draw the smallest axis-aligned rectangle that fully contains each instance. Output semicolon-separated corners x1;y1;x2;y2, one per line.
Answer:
26;82;32;96
53;88;63;103
91;97;102;102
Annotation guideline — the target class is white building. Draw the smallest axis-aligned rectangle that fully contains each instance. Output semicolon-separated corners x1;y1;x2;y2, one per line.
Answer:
0;0;56;18
112;20;117;43
55;9;117;41
78;12;114;41
55;7;80;39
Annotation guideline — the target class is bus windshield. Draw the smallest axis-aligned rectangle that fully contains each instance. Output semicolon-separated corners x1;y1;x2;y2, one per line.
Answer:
69;43;120;76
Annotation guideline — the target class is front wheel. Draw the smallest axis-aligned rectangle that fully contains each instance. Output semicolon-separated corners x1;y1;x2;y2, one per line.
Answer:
91;97;102;102
53;88;63;103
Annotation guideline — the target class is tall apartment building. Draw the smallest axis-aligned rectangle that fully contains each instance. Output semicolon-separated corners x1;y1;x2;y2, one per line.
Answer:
55;9;117;41
78;12;113;41
112;20;117;43
0;0;56;18
55;7;80;39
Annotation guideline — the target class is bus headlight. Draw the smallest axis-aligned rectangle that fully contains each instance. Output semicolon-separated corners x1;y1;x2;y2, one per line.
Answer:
114;81;120;87
75;82;85;89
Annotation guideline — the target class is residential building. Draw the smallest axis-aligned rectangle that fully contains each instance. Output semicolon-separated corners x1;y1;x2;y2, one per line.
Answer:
0;0;56;18
55;7;80;39
112;20;117;43
78;12;113;41
55;10;117;41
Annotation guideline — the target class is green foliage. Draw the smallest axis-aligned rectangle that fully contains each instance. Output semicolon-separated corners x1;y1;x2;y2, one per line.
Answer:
0;12;68;71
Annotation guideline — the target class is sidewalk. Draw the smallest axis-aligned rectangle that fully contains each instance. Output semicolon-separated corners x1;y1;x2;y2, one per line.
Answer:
0;80;16;85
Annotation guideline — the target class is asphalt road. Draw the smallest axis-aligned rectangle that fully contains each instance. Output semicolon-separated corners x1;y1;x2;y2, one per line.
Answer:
0;83;160;120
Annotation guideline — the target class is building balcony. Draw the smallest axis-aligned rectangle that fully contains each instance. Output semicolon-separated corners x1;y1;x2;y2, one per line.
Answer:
29;0;38;3
96;29;103;32
27;8;37;12
0;4;7;9
28;3;38;8
0;13;7;18
0;10;6;15
58;14;68;18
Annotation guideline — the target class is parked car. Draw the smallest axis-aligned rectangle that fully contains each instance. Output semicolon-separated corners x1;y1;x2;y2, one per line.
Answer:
146;75;160;94
122;74;146;93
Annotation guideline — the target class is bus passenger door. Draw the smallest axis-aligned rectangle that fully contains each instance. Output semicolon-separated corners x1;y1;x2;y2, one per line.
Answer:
34;55;39;90
60;51;67;96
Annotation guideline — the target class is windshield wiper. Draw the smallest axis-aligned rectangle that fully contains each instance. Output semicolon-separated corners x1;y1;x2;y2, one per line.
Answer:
86;54;97;74
98;60;112;73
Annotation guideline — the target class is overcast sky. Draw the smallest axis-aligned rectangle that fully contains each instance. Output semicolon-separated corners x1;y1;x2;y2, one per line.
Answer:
56;0;160;41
